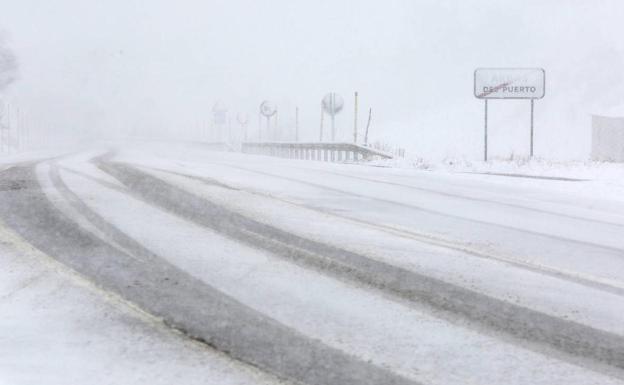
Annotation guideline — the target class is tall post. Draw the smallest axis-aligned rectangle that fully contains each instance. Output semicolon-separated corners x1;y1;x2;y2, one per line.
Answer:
16;108;20;151
228;115;232;143
484;99;488;162
364;107;372;146
0;110;3;154
295;106;299;142
330;93;336;142
319;102;324;141
7;103;11;154
258;112;262;141
353;91;358;143
530;98;534;158
266;116;271;141
275;110;279;141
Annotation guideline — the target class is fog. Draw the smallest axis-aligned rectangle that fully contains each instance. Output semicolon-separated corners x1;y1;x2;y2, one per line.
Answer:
1;0;624;160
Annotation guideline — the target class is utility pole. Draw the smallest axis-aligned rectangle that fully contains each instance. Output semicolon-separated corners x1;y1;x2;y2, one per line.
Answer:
275;110;279;141
364;107;372;146
295;106;299;142
353;91;359;143
16;108;20;151
7;103;11;153
319;102;324;141
330;93;336;142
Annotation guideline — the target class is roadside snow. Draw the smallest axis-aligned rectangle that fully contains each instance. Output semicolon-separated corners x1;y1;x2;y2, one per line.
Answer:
368;156;624;203
0;224;285;385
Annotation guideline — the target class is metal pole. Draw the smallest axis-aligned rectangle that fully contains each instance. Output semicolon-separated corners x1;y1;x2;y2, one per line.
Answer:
16;108;20;151
331;93;336;141
7;104;11;154
275;110;279;140
319;103;324;141
530;98;534;158
364;107;372;146
295;107;299;142
228;116;232;143
484;99;488;162
354;91;358;143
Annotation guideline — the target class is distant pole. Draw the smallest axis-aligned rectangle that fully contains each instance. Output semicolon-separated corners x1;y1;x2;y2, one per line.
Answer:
266;116;271;141
364;107;372;146
353;92;358;143
319;102;324;141
7;104;11;153
275;110;279;141
0;109;3;153
484;99;488;162
295;106;299;142
330;93;336;141
530;98;534;158
228;115;232;143
16;108;20;150
258;112;262;141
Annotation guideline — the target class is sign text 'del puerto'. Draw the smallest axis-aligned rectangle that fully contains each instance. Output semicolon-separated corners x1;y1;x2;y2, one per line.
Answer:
474;68;545;99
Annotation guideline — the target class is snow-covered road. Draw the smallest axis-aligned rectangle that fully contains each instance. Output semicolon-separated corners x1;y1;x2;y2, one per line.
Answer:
1;142;623;385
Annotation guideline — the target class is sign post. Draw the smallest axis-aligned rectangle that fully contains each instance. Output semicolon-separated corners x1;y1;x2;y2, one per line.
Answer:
259;100;277;140
474;68;545;161
322;93;344;142
484;99;488;161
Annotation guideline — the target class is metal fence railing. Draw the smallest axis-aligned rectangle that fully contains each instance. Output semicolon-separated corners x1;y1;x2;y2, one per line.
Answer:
241;142;393;162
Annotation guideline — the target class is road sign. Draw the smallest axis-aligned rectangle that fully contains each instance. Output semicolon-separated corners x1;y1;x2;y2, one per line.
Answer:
212;102;228;125
322;93;344;115
322;93;344;141
474;68;546;161
474;68;545;100
259;101;277;117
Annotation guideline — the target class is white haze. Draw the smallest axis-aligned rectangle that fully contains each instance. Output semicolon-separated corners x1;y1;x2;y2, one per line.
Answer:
1;0;624;160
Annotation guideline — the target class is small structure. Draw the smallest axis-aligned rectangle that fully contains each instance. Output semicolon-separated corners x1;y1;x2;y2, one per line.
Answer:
592;107;624;162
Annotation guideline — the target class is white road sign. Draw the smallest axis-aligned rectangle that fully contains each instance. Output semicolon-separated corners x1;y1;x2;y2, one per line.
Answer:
474;68;545;99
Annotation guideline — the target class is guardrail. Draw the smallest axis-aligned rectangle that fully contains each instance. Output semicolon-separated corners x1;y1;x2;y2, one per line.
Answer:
241;141;393;161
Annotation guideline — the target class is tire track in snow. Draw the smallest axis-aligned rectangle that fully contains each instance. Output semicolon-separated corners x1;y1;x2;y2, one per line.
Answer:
209;162;624;254
0;163;417;385
96;158;624;372
272;164;624;228
144;164;624;298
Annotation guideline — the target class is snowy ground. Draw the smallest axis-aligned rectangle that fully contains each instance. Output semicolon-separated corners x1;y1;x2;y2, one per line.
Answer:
370;154;624;203
1;141;624;384
0;221;286;385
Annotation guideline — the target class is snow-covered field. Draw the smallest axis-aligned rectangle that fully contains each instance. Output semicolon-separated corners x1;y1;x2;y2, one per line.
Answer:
1;142;624;384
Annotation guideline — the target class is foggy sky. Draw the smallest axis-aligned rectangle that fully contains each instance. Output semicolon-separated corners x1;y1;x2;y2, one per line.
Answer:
1;0;624;160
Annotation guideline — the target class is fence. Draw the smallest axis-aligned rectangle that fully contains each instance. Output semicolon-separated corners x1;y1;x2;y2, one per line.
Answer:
241;141;393;162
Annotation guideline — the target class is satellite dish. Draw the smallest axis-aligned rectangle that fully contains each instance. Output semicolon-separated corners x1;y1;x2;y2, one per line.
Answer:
259;100;277;117
322;93;344;116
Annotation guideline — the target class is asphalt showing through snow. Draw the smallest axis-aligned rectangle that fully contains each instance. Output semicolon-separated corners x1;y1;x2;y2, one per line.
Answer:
1;150;624;384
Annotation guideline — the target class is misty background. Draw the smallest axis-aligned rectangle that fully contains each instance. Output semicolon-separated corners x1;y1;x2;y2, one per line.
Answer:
1;0;623;160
